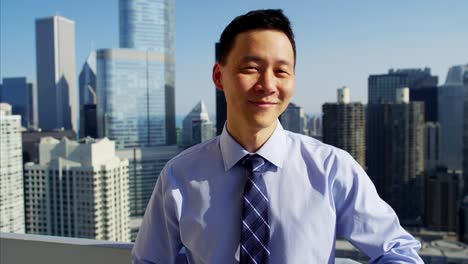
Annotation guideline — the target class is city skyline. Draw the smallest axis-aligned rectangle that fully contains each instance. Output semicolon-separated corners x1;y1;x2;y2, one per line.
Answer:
1;0;468;116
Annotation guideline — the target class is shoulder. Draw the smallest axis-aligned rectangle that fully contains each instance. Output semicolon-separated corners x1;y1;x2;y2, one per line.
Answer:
165;136;220;169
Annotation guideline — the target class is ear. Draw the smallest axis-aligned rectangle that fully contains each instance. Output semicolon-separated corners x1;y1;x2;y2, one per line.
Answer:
212;62;224;91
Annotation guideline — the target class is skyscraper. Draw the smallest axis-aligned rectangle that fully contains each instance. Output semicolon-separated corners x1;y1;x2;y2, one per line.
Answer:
182;101;215;147
322;87;365;167
215;42;227;135
463;64;468;195
118;0;175;144
116;145;181;217
24;137;130;242
0;103;25;233
119;0;174;52
35;16;77;132
366;88;425;225
96;49;173;149
369;68;437;105
424;122;440;171
279;102;307;134
79;51;97;139
0;77;37;129
439;65;468;171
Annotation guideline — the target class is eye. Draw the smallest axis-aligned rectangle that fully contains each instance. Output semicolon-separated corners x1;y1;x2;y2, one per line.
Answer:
241;66;259;73
275;69;291;77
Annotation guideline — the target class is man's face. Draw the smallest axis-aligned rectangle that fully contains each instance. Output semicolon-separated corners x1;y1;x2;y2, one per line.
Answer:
213;29;295;132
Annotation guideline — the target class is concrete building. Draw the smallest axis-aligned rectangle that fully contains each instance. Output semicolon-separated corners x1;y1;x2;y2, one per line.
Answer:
280;102;307;134
0;77;37;128
439;65;468;172
96;49;174;148
459;196;468;243
366;88;425;225
182;101;215;147
425;168;463;232
322;87;365;167
35;16;77;132
23;137;130;242
116;145;181;217
22;129;76;164
118;0;176;144
78;51;97;139
0;103;25;233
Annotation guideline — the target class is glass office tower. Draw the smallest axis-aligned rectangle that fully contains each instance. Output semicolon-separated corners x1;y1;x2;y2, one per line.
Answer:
96;49;174;149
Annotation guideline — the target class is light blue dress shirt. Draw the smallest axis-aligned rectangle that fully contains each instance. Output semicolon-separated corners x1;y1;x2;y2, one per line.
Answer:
132;121;423;263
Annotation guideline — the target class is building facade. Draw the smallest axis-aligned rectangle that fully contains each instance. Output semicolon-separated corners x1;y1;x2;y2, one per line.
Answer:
0;103;25;233
425;168;463;232
24;137;130;242
366;88;425;225
0;77;37;128
424;122;440;171
116;145;181;217
439;65;468;172
280;102;307;134
35;16;77;132
118;0;176;144
182;101;214;147
96;49;174;149
463;64;468;195
322;87;365;168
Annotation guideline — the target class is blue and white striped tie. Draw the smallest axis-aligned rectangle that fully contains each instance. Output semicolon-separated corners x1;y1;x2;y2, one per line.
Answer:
240;154;270;264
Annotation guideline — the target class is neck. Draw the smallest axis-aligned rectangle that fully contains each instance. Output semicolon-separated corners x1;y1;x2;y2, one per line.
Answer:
226;121;277;153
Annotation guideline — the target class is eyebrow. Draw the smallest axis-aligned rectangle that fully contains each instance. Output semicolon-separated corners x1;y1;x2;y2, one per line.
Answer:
239;55;293;67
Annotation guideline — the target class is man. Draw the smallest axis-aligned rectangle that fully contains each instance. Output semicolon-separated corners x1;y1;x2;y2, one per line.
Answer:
133;9;423;263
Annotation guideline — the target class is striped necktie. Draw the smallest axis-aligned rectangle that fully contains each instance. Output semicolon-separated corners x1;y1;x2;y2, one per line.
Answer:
240;154;270;264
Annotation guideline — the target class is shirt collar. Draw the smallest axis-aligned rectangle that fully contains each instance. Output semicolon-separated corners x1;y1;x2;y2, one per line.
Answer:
220;120;287;171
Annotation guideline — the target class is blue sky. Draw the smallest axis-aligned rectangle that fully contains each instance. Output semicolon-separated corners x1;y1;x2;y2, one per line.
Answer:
1;0;467;116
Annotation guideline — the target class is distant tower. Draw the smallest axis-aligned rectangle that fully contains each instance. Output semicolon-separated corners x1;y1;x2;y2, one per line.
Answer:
79;51;97;138
0;103;25;233
35;16;77;132
280;102;307;134
117;0;176;145
24;137;130;242
366;88;425;225
322;87;365;167
0;77;37;129
439;65;468;171
215;42;227;135
182;101;215;146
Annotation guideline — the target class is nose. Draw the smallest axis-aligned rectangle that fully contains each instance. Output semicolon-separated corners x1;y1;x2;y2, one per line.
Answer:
255;69;276;94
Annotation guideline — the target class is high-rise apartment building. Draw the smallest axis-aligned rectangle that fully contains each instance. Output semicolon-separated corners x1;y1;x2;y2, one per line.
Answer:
0;103;25;233
439;65;468;171
366;88;425;225
280;102;307;134
24;137;130;242
116;145;181;217
96;49;173;149
79;51;97;139
182;101;215;147
35;16;77;132
322;87;365;167
22;129;77;164
118;0;175;144
0;77;37;128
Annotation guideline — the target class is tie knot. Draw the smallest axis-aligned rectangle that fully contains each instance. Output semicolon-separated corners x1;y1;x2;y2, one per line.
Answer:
241;154;266;172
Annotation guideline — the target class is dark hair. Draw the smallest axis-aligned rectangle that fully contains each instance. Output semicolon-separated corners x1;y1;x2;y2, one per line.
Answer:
217;9;296;66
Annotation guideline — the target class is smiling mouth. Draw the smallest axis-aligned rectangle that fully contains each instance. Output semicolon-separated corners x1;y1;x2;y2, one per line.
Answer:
248;100;278;107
